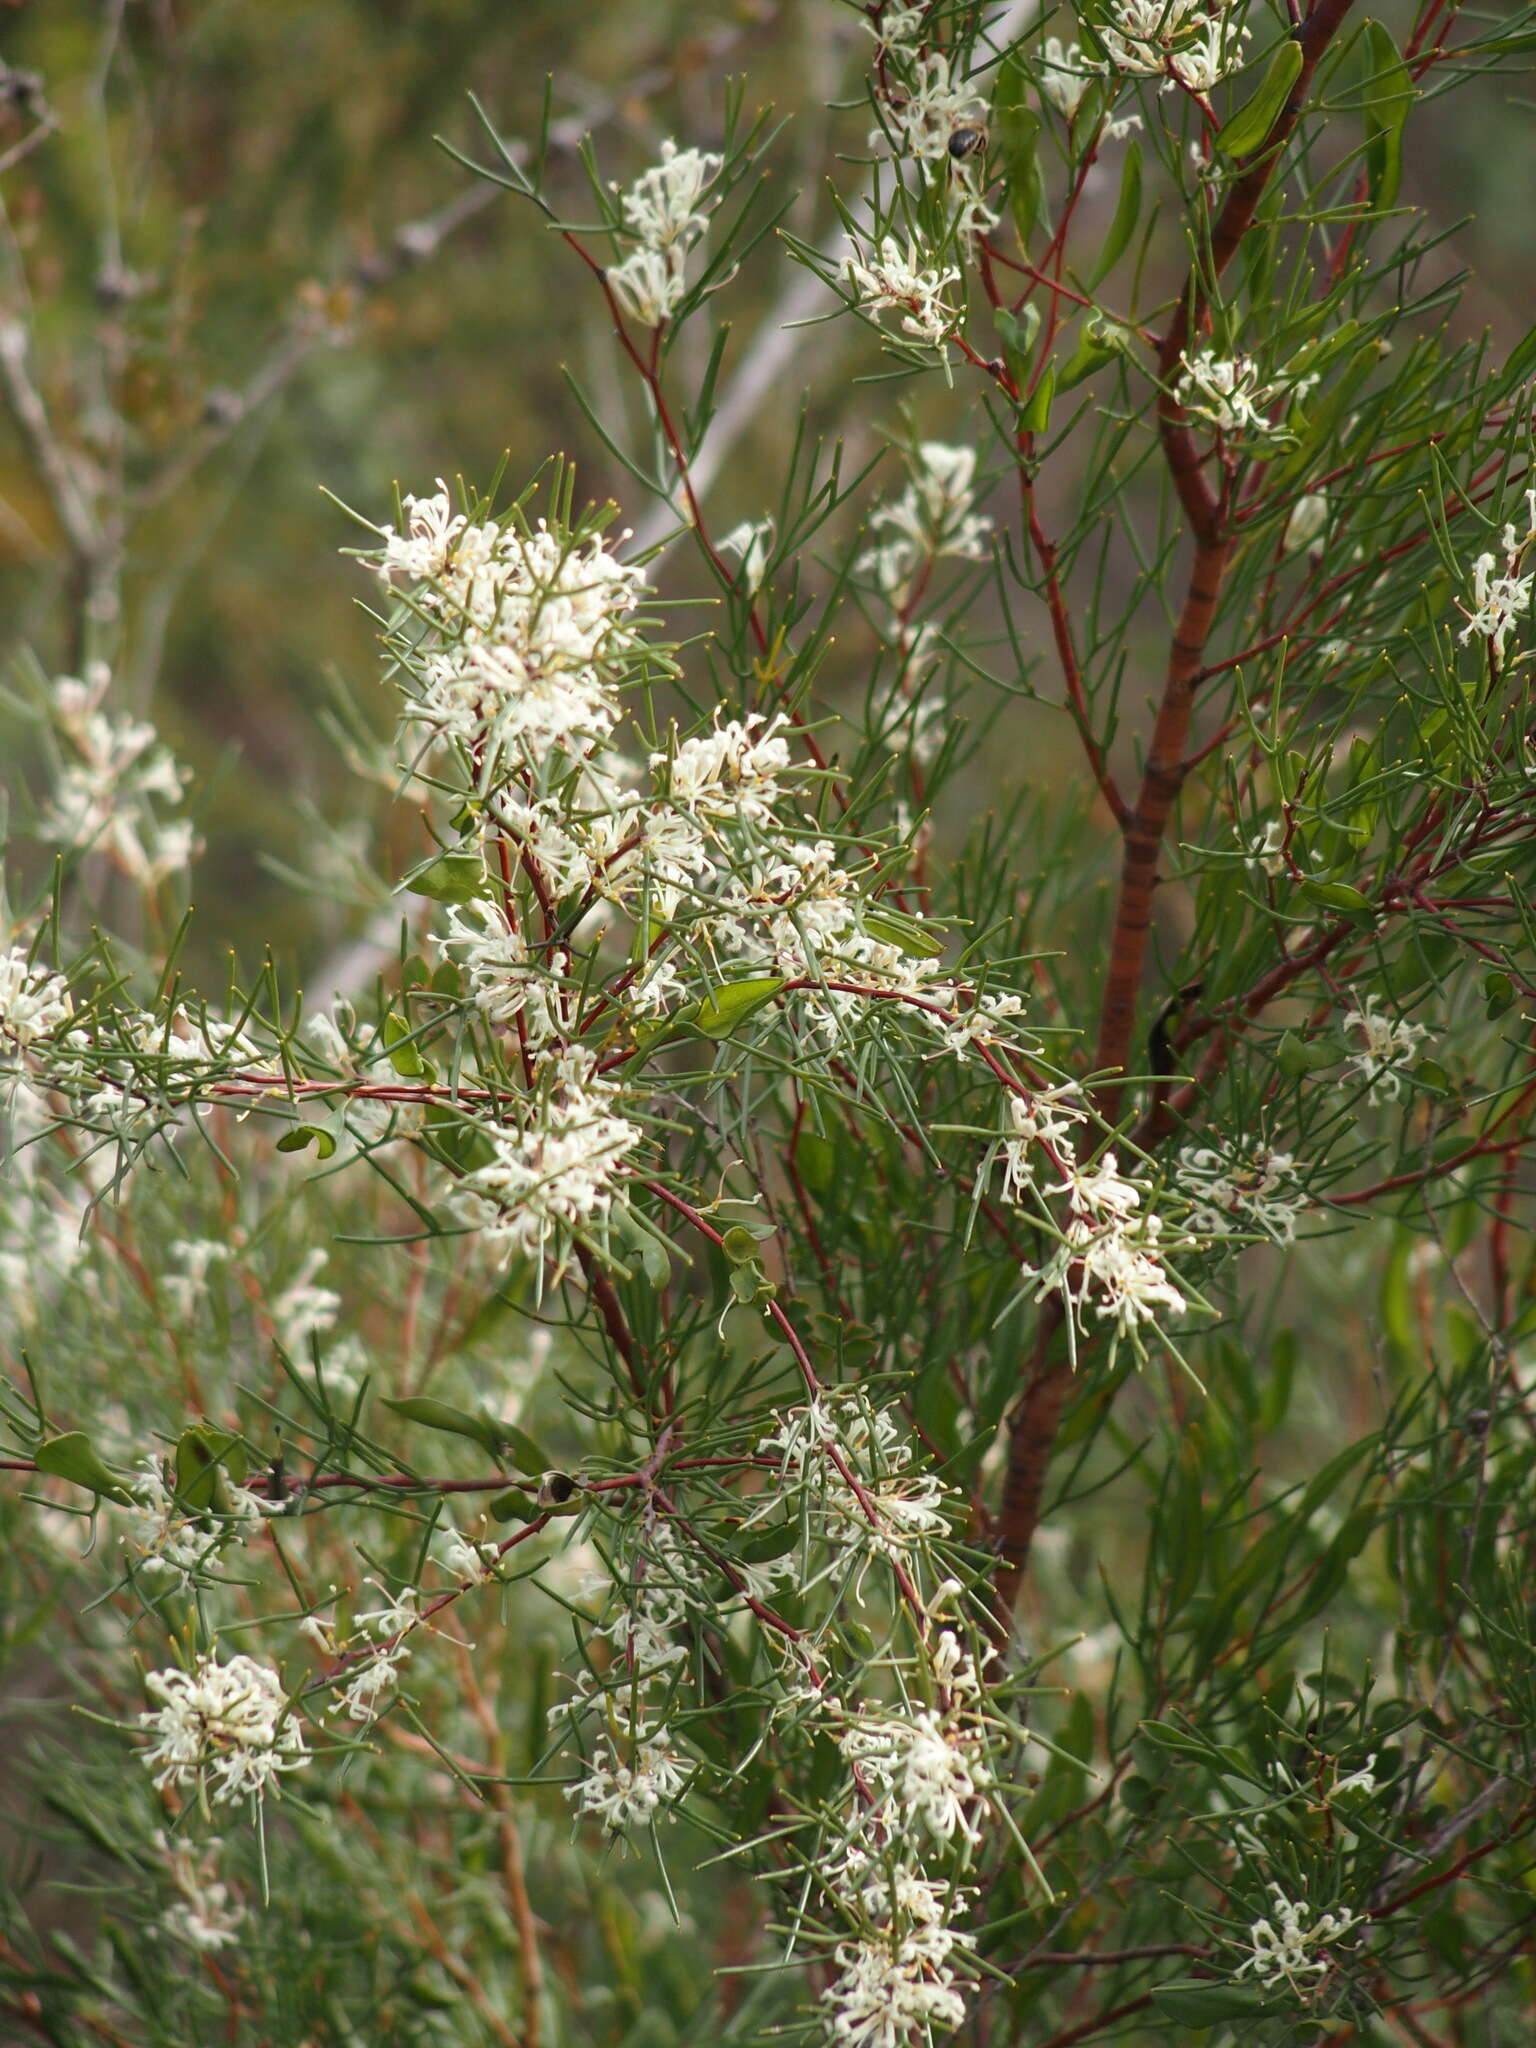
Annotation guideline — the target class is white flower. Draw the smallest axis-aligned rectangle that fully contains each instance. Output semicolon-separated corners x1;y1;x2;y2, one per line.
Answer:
440;1524;498;1586
751;1396;954;1559
1284;492;1329;552
568;1735;688;1831
825;1917;968;2048
1180;1145;1307;1244
1331;1753;1379;1799
1246;818;1287;876
619;140;723;250
120;1457;265;1588
998;1085;1088;1204
382;513;648;774
164;1237;228;1321
1038;37;1097;118
628;953;688;1017
718;516;774;595
1342;996;1428;1102
857;442;991;610
1459;552;1533;657
841;1708;990;1846
844;235;962;349
271;1247;342;1356
440;897;570;1044
606;139;723;328
864;4;925;52
1175;349;1311;444
1232;1884;1360;1993
159;1835;246;1952
0;947;72;1051
41;666;194;884
140;1653;309;1805
609;244;687;327
377;481;477;585
880;50;984;161
332;1584;420;1723
929;988;1026;1055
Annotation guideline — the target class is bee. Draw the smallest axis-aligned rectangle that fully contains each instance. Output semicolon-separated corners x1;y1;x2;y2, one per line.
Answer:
947;122;988;161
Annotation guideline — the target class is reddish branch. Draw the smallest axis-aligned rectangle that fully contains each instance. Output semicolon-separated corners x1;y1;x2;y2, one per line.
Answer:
991;0;1363;1620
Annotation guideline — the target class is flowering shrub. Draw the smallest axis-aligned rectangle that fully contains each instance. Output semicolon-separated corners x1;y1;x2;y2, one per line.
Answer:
3;3;1536;2045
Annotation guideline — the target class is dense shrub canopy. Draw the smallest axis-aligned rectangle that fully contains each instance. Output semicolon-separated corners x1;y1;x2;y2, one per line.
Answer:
3;4;1536;2045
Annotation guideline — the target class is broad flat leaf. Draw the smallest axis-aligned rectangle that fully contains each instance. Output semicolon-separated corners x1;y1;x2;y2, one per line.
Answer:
35;1432;134;1506
693;977;784;1038
403;851;491;904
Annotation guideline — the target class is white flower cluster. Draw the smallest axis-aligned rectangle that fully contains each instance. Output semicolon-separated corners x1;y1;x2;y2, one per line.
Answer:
1096;0;1252;93
1459;489;1536;658
844;235;962;350
607;139;724;327
378;496;648;774
451;1074;644;1276
139;1651;309;1805
562;1519;700;1832
120;1456;268;1588
859;11;997;236
569;1737;689;1833
1022;1145;1188;1343
1232;1884;1360;1994
1175;349;1316;445
654;711;792;822
1035;36;1145;137
303;1583;421;1725
821;1633;990;2048
857;442;992;614
0;944;73;1056
159;1834;246;1953
41;663;196;887
1342;996;1428;1102
1179;1144;1307;1244
372;479;1034;1270
1037;35;1099;119
752;1395;952;1573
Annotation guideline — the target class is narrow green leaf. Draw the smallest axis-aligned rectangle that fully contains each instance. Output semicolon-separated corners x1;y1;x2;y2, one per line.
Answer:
1362;20;1414;209
1020;363;1055;434
489;1485;540;1523
1152;1981;1290;2024
1088;141;1142;284
862;908;947;959
382;1012;429;1078
1055;317;1126;393
499;1424;553;1477
1215;38;1303;158
991;50;1039;168
383;1396;499;1455
1300;878;1373;917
